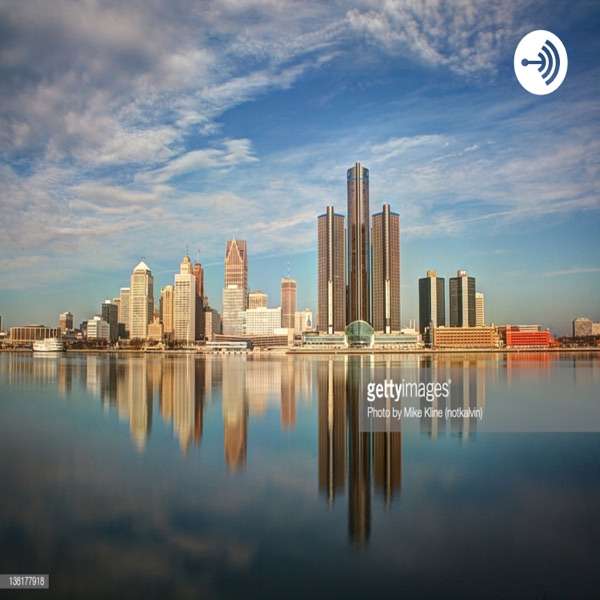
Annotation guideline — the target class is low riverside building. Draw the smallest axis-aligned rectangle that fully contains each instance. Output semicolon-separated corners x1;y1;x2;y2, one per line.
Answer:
147;316;164;342
213;333;288;349
301;321;423;349
86;316;110;341
432;326;499;349
9;324;61;345
498;325;555;348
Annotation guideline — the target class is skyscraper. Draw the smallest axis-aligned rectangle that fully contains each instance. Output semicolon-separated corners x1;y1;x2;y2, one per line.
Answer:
280;277;297;330
174;255;196;343
418;270;446;334
317;206;346;334
193;261;205;341
371;203;400;333
248;290;268;309
449;270;476;327
119;287;130;337
101;300;118;343
160;285;174;338
59;311;73;333
224;239;248;303
129;262;153;339
475;292;485;327
347;162;370;324
222;284;245;335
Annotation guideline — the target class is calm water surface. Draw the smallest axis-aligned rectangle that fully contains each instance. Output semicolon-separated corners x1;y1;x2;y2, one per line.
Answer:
1;352;600;598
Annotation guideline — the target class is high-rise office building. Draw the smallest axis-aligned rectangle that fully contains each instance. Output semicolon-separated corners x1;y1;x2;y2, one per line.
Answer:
160;285;174;337
193;261;205;341
204;307;222;341
317;206;346;334
371;203;400;333
222;284;245;335
224;239;248;303
347;162;370;324
101;300;118;343
248;290;268;309
129;262;154;339
449;270;476;327
119;287;131;337
280;277;297;330
87;316;110;341
418;270;445;334
244;307;282;335
475;292;485;327
572;317;593;337
294;308;313;332
59;311;73;333
174;255;196;343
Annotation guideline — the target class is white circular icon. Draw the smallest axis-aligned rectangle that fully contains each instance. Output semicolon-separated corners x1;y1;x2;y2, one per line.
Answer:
514;30;568;95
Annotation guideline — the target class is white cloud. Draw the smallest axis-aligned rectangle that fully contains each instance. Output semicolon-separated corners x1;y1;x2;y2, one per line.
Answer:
346;0;530;75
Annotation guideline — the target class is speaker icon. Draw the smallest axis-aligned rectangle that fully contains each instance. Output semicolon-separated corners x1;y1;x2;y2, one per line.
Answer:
514;30;568;95
521;39;560;85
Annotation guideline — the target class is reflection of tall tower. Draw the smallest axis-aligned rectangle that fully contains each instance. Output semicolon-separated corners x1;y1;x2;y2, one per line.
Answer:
317;207;346;333
317;359;347;504
194;358;205;446
281;356;296;429
347;163;370;324
371;203;400;333
160;357;174;422
347;356;371;546
222;357;248;471
173;356;195;453
128;357;152;451
372;357;402;506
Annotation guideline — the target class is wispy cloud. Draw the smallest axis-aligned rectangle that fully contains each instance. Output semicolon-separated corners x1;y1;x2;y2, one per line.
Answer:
544;267;600;277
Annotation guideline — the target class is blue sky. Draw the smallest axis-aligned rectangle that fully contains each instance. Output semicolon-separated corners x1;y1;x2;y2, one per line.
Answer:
0;0;599;335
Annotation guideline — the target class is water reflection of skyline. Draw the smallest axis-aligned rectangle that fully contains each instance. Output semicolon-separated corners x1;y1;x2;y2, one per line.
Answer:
4;351;599;548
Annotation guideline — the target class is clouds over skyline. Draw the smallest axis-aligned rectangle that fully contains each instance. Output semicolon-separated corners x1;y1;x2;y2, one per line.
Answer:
0;0;599;330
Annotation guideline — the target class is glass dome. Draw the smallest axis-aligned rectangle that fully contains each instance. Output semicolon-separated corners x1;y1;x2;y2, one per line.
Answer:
345;320;375;347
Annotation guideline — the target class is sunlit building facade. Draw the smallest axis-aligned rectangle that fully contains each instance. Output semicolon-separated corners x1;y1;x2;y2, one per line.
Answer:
371;203;400;333
317;206;346;333
174;256;196;343
129;261;154;340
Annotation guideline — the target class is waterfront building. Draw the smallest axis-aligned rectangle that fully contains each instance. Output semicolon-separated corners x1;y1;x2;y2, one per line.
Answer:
224;239;248;302
573;317;593;337
174;255;196;344
147;316;164;342
244;306;282;335
222;284;245;335
129;262;154;340
317;206;346;333
281;277;297;330
87;316;110;341
475;292;485;327
294;309;313;332
449;270;476;327
160;285;174;337
371;203;400;333
9;325;61;344
204;307;222;341
499;325;554;348
248;290;268;309
432;326;498;349
347;162;370;324
193;261;205;341
101;300;119;343
118;287;131;337
419;270;445;336
59;311;73;333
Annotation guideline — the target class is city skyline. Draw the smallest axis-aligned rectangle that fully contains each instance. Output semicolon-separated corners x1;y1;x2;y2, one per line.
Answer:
1;2;599;335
